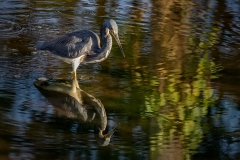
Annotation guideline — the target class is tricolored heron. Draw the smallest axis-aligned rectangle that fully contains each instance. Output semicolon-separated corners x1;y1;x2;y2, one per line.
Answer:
36;19;125;81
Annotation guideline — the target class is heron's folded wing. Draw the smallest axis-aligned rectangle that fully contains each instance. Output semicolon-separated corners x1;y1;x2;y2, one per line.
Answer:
37;31;92;59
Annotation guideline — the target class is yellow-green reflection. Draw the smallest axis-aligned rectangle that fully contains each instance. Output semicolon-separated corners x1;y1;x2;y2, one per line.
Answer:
131;0;224;159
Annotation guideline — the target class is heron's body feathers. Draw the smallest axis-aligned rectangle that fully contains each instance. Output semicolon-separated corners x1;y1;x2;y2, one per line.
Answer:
36;30;101;59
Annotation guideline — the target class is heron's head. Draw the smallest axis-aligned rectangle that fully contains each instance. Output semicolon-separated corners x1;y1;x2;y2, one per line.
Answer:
102;19;116;30
102;19;125;57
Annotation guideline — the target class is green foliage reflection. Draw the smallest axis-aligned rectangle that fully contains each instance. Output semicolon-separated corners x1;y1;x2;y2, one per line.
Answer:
137;1;224;159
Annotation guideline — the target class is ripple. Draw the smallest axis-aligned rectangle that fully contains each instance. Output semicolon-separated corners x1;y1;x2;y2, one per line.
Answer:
0;18;24;38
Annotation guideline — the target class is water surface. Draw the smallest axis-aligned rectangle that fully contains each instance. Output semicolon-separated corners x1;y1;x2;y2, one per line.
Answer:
0;0;240;159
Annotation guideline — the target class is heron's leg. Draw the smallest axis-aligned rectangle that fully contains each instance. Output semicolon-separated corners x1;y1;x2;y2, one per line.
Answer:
73;71;77;78
75;79;80;89
73;72;80;89
72;59;80;88
71;73;79;92
71;78;77;93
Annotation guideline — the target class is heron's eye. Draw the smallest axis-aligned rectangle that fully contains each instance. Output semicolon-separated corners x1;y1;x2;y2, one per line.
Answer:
111;29;116;34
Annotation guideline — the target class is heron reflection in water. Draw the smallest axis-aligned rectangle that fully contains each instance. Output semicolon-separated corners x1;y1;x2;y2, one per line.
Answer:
34;77;119;146
36;19;124;82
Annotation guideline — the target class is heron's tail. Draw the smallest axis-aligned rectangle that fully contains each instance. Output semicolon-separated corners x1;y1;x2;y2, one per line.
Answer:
36;41;46;50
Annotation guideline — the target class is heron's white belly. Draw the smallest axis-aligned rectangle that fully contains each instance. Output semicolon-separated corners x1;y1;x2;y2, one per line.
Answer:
49;53;83;64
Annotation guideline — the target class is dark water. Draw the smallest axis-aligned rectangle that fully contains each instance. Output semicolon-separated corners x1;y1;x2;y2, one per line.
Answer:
0;0;240;159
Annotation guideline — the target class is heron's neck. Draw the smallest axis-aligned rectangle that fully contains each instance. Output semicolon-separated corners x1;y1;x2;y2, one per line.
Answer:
99;33;112;56
84;34;112;63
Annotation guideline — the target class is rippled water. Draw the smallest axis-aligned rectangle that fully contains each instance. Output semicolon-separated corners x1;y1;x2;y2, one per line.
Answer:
0;0;240;159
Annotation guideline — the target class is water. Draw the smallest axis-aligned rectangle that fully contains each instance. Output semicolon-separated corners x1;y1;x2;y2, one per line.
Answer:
0;0;240;159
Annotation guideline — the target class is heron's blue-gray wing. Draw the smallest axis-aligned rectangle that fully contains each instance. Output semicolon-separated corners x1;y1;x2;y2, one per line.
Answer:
36;31;93;59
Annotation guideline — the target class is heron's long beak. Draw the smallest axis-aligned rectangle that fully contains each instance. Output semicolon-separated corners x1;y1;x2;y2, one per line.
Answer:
110;30;125;57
